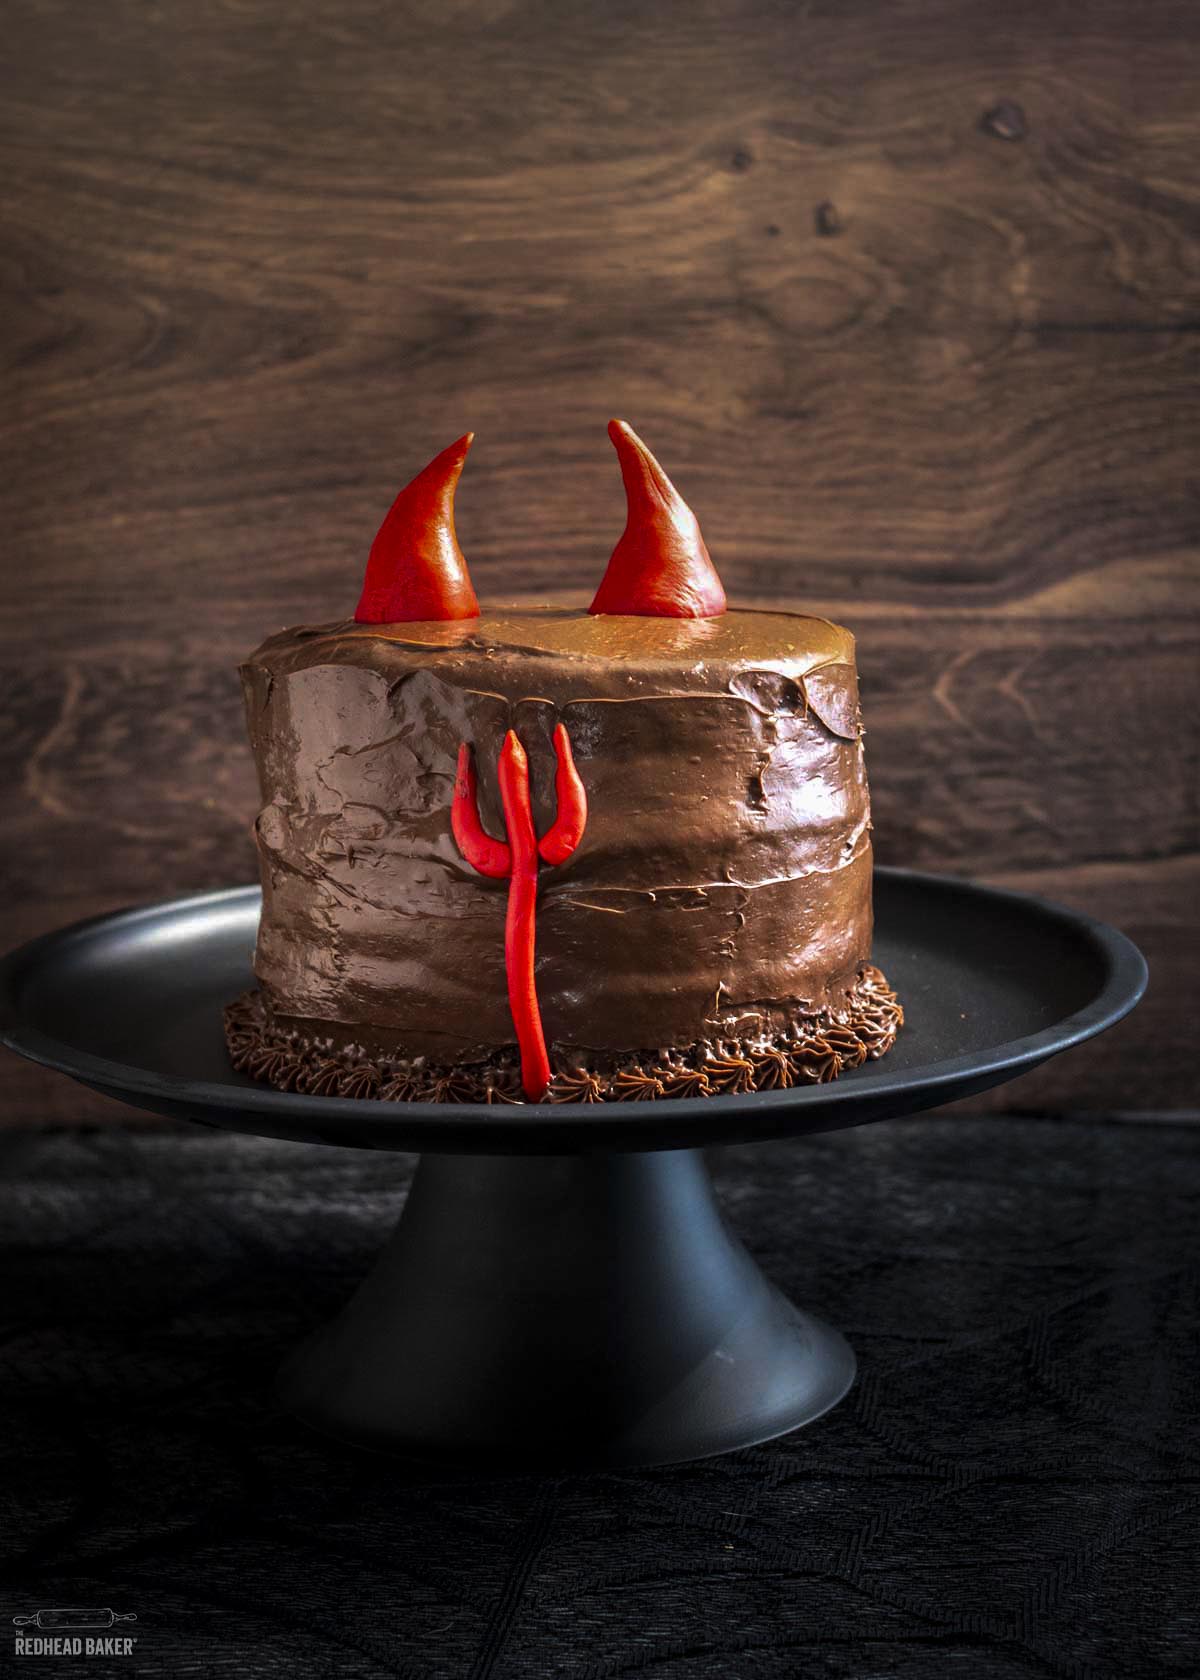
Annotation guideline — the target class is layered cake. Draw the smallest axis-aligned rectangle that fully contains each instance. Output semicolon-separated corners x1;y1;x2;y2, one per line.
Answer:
226;421;901;1103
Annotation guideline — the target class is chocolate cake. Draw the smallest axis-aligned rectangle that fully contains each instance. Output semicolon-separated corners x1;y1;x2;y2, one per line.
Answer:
226;422;900;1103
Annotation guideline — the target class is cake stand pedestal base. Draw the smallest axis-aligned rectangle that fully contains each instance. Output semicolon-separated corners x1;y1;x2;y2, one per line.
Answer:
278;1147;855;1469
2;872;1146;1468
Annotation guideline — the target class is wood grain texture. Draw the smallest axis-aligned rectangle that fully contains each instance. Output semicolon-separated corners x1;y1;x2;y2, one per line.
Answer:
2;0;1197;1118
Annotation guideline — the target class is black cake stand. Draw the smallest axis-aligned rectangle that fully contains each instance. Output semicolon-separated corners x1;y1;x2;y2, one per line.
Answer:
0;868;1145;1469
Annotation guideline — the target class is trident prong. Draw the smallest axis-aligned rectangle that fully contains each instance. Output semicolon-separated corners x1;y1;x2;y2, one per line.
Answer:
452;724;588;1100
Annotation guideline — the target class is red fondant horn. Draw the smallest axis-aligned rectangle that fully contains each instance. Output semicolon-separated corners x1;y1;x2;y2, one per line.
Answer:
589;420;726;618
354;434;479;623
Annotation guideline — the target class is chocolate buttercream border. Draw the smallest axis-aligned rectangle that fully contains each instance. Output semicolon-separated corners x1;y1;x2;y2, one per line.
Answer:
224;967;902;1105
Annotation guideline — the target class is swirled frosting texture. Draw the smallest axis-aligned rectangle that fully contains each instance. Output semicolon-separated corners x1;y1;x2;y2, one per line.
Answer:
240;601;876;1062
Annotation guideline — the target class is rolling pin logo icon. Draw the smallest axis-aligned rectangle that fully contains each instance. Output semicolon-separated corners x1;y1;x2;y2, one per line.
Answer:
13;1608;137;1630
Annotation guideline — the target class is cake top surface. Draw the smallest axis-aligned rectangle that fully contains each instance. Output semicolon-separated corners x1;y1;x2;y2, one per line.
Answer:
250;599;854;678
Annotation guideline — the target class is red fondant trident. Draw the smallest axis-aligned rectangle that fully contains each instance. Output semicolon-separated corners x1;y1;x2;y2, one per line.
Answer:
452;725;588;1100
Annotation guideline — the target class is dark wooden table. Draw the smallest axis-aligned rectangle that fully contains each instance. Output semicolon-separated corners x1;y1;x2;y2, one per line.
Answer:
2;0;1196;1120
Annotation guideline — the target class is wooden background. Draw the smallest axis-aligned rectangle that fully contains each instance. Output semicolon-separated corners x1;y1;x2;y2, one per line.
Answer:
2;0;1196;1120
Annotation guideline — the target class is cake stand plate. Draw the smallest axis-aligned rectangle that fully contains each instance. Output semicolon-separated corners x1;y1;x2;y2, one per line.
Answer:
0;869;1145;1468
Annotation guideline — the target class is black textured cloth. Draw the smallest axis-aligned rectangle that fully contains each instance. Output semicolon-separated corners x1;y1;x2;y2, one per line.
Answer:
0;1118;1195;1679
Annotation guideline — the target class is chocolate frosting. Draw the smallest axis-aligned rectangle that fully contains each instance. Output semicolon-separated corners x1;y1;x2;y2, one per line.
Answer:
225;966;903;1104
240;600;879;1064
